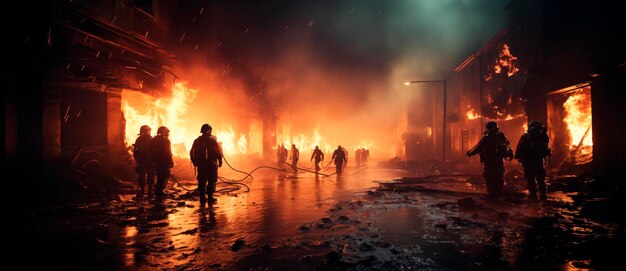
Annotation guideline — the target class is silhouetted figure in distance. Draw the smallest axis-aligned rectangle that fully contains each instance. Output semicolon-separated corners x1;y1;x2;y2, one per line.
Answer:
311;145;325;172
277;144;286;164
361;148;370;165
290;144;300;172
332;145;347;175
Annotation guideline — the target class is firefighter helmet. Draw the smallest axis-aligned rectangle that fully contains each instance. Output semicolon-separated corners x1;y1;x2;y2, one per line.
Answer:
138;125;151;135
528;121;542;128
200;123;212;133
486;121;498;130
157;126;170;135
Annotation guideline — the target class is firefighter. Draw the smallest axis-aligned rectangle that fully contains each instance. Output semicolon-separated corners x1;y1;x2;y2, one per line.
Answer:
355;148;362;167
290;144;300;172
277;144;288;165
190;124;223;205
342;146;349;170
133;125;154;198
467;121;513;200
515;121;550;201
331;145;347;175
311;145;325;172
361;148;370;165
151;126;174;200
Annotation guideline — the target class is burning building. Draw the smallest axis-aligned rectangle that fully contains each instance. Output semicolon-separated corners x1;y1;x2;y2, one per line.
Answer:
5;0;404;198
452;34;528;163
452;0;626;178
511;0;626;177
5;1;188;198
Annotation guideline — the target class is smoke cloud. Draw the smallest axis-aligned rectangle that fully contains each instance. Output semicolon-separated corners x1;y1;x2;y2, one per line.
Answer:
163;0;508;158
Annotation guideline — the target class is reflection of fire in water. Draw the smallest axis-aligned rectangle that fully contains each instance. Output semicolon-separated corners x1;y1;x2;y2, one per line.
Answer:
563;89;592;163
122;82;249;157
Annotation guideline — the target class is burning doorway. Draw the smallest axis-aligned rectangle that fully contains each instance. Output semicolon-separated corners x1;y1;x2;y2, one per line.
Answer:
547;84;593;172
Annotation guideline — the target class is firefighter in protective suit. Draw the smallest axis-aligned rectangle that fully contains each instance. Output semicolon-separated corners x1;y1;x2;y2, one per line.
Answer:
133;125;154;197
311;145;324;172
151;126;174;200
331;145;347;175
467;121;513;200
190;124;223;205
515;121;550;201
290;144;300;172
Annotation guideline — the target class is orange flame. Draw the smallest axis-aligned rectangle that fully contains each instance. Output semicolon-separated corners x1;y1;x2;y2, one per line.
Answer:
122;82;198;157
466;109;481;120
486;43;520;81
563;89;592;153
498;44;519;77
502;113;525;121
122;82;251;158
213;126;249;155
122;82;381;159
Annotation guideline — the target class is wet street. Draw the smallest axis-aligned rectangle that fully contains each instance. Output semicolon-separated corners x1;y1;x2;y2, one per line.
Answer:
7;0;626;270
15;162;624;270
17;163;410;270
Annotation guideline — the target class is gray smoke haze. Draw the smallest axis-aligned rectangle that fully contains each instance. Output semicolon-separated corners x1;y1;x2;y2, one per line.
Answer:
173;0;508;156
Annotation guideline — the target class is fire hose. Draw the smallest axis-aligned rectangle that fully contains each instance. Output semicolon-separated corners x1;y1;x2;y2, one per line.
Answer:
282;160;369;176
168;153;370;195
279;161;335;177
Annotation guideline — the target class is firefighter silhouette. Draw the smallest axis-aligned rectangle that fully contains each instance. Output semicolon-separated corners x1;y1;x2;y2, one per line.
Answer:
467;121;513;200
355;148;362;167
133;125;154;198
277;144;288;165
361;148;370;165
290;144;300;172
190;124;223;205
277;144;284;163
515;121;550;201
150;126;173;200
311;145;325;172
332;145;347;175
